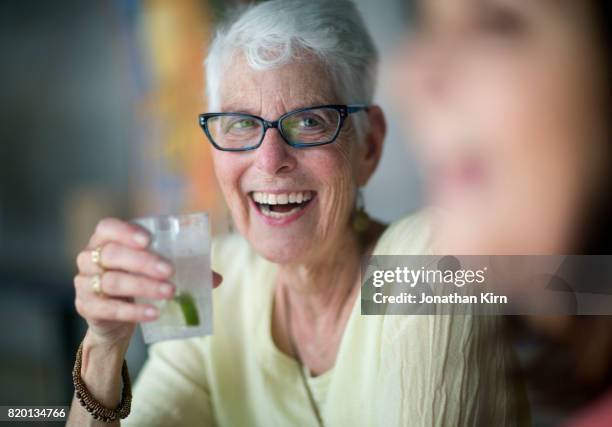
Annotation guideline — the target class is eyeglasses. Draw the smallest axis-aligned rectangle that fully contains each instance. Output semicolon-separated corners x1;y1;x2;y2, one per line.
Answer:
198;104;369;152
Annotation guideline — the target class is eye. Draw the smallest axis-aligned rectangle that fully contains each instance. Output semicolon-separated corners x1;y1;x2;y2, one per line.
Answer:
299;117;321;128
475;7;525;36
231;119;256;129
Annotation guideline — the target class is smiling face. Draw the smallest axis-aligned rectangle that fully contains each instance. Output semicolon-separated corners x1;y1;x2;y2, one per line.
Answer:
211;54;374;264
395;0;610;254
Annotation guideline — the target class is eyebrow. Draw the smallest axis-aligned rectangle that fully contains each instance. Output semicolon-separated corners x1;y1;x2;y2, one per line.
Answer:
473;0;551;14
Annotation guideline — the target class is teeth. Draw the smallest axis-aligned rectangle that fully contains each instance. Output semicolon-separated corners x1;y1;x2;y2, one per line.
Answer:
251;191;313;205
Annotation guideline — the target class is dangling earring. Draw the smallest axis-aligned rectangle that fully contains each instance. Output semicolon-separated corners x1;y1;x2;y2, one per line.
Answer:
352;189;370;233
226;206;235;234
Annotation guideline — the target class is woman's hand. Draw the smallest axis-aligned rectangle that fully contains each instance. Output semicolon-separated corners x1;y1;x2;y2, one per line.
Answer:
74;217;175;347
68;217;222;426
74;217;223;347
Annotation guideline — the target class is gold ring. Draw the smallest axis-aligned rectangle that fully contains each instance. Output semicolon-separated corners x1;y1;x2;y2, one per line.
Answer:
91;245;104;270
91;274;105;297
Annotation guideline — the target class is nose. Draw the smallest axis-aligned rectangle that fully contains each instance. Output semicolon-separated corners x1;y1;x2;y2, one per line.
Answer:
253;127;297;175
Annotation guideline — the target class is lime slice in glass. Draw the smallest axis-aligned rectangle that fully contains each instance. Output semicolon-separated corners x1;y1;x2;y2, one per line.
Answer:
173;293;200;326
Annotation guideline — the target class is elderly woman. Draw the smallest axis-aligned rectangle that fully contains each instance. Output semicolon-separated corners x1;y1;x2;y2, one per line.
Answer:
67;1;523;426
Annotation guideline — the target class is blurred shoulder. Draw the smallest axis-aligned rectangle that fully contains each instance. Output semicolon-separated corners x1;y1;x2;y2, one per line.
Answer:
374;209;433;255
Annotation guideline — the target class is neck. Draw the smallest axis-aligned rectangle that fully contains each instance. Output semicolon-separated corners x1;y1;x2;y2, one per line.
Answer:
271;220;386;376
277;226;363;321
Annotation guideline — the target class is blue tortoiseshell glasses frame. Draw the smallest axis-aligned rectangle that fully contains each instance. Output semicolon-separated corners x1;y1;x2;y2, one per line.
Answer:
198;104;369;152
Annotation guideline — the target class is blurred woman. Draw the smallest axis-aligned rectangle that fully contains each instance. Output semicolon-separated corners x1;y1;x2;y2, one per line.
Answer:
393;0;612;424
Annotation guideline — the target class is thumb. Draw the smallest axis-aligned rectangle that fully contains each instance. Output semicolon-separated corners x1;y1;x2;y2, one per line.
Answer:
212;271;223;289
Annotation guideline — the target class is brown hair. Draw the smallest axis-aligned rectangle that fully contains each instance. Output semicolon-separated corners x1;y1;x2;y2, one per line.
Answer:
512;0;612;412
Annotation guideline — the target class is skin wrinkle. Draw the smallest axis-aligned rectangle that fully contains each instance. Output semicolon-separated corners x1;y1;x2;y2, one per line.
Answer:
212;53;385;375
219;49;371;137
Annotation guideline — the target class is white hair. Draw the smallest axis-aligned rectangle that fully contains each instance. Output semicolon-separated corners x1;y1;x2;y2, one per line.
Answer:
204;0;378;136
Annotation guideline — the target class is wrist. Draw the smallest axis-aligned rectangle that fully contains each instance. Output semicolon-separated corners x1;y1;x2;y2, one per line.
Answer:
83;329;131;356
72;339;132;422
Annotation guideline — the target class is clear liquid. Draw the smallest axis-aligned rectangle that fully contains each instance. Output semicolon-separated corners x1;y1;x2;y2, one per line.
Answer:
148;254;211;328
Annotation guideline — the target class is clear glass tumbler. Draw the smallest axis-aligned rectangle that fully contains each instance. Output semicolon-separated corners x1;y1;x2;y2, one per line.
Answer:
132;212;213;343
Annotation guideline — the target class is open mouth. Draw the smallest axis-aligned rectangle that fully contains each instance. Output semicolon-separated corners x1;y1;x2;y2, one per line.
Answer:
250;190;315;220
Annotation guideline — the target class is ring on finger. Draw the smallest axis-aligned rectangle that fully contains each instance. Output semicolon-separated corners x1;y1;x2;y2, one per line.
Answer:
91;274;106;298
91;245;105;270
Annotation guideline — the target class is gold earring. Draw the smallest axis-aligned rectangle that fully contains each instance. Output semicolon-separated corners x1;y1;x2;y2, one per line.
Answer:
352;189;370;233
226;206;235;234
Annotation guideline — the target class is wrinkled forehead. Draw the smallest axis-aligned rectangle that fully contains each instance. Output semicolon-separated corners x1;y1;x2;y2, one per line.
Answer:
218;51;339;116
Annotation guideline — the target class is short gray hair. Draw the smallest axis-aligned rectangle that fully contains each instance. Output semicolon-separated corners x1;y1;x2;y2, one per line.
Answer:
205;0;378;121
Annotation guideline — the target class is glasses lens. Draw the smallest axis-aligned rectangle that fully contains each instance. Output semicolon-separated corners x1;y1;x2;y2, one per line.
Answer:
280;108;341;145
206;115;263;150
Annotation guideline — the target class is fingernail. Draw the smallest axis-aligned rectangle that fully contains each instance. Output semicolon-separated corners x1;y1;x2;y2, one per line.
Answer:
145;307;158;318
133;232;149;246
159;284;173;295
156;262;172;275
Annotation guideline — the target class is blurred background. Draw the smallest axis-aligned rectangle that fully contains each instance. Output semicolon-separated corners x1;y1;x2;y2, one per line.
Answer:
0;0;423;424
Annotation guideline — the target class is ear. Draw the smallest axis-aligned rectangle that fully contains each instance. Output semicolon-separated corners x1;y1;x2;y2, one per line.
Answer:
356;105;386;187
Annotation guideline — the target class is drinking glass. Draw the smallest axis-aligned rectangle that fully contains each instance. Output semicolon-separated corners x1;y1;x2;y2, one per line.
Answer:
132;212;213;343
